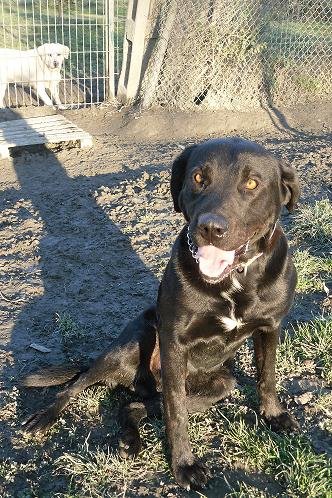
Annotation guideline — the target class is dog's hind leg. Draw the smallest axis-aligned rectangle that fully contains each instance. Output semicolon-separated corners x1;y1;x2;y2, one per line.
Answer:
118;368;236;460
185;367;236;413
22;346;135;434
118;396;163;458
22;307;158;434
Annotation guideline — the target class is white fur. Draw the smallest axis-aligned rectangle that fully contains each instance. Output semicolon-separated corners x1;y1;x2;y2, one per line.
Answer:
220;285;244;332
231;275;243;291
0;43;69;109
220;315;243;332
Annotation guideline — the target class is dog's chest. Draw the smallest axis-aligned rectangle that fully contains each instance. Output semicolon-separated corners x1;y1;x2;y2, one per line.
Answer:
187;279;250;369
219;279;245;331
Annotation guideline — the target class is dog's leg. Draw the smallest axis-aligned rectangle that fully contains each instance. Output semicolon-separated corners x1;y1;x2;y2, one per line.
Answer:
49;81;67;110
23;343;140;434
186;368;236;413
159;325;209;490
118;396;162;458
35;83;55;108
22;306;158;434
0;83;7;108
253;329;298;431
118;368;236;461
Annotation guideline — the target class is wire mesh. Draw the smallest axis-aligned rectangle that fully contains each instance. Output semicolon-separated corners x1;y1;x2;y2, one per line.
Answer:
140;0;332;110
0;0;127;108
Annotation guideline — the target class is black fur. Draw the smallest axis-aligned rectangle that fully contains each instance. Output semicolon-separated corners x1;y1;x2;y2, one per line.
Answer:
22;137;299;490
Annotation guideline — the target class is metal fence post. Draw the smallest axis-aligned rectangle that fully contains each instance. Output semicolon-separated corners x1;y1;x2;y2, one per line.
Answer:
105;0;115;100
117;0;151;103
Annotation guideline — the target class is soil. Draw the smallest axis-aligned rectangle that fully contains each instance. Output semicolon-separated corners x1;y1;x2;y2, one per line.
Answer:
0;103;331;497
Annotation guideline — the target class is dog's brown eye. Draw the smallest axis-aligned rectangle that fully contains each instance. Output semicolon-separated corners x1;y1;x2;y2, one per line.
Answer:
245;178;258;190
194;172;204;184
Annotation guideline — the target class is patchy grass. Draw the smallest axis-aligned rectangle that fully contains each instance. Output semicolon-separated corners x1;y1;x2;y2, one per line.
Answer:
56;405;332;498
293;249;332;293
12;200;332;498
57;441;140;496
56;421;169;496
75;385;108;417
55;311;84;347
0;459;37;485
289;199;332;252
314;392;332;416
226;482;270;497
278;316;332;383
313;393;332;433
218;412;332;498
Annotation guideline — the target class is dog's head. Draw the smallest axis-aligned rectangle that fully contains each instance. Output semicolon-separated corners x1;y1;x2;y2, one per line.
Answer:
37;43;69;70
171;138;299;283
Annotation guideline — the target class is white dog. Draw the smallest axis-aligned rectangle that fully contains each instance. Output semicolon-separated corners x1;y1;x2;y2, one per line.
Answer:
0;43;69;109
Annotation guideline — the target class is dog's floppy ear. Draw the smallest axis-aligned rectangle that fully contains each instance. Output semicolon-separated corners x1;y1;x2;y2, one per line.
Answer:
63;45;70;59
171;145;197;212
279;159;300;211
37;44;47;56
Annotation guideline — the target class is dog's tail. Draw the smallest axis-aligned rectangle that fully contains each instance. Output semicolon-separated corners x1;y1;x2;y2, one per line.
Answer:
21;363;87;387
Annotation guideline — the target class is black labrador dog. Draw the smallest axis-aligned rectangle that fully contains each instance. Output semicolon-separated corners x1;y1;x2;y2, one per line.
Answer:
22;137;300;489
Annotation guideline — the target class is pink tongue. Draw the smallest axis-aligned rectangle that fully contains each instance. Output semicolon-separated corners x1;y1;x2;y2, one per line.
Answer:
197;245;235;278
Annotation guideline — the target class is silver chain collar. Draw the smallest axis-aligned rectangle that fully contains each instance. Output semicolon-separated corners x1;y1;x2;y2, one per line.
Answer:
186;226;199;263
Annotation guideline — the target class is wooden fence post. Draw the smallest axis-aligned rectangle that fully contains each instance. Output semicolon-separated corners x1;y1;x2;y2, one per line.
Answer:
117;0;151;102
141;0;177;108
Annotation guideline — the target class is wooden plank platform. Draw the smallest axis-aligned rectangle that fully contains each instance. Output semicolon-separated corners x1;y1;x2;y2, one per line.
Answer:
0;115;93;159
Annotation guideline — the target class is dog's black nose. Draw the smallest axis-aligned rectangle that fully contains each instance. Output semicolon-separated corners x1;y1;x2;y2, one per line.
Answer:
197;213;229;242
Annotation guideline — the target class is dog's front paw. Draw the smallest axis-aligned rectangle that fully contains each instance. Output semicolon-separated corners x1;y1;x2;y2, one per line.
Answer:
118;427;141;459
22;407;57;434
265;411;299;432
174;460;209;490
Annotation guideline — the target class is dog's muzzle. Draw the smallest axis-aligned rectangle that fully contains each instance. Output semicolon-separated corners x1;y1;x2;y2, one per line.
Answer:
186;225;270;283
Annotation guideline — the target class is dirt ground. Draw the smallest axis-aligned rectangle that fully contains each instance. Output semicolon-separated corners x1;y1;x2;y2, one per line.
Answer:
0;105;331;497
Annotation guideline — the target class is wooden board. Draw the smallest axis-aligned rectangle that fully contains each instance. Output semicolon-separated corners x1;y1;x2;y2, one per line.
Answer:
0;115;93;159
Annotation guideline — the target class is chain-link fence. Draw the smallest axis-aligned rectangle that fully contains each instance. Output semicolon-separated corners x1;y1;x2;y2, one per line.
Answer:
1;0;330;111
0;0;127;108
140;0;332;110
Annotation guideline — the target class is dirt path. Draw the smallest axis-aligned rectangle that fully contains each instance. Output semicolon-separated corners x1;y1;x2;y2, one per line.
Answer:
0;107;331;496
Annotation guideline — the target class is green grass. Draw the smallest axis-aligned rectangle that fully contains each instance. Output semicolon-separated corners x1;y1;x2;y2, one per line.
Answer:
277;317;332;383
278;20;332;38
56;420;169;495
314;392;332;416
293;249;332;293
313;393;332;433
55;311;84;347
289;199;332;253
218;413;332;498
55;404;332;498
21;196;332;497
226;482;270;497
